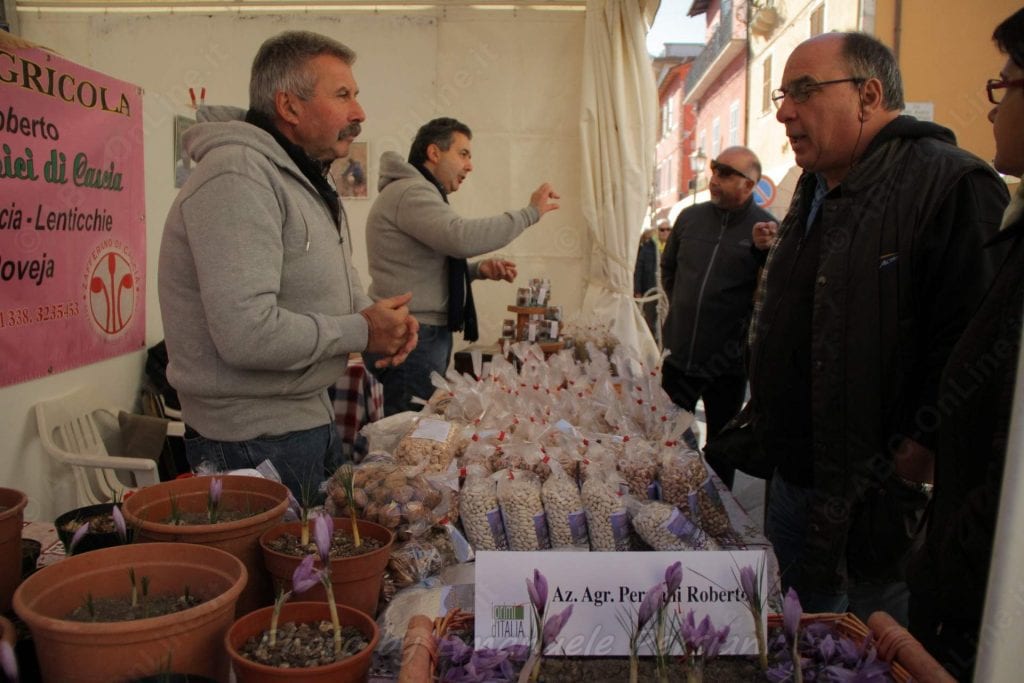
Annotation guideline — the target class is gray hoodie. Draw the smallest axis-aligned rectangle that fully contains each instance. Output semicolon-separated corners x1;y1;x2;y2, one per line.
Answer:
365;151;539;326
158;106;372;440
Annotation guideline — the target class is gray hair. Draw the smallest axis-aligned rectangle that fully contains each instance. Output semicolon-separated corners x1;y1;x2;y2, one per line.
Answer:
840;32;904;111
249;31;356;118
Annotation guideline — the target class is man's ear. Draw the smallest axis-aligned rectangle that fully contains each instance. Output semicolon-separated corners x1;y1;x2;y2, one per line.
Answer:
275;91;301;125
426;142;441;164
859;78;885;118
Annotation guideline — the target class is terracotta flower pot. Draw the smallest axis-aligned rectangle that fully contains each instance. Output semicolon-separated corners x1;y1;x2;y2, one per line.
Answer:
13;542;246;683
226;601;379;683
0;486;28;614
122;475;289;615
260;517;394;617
55;502;132;554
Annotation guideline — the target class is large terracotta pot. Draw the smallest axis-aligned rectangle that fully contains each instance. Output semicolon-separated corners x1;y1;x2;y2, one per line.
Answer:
122;475;289;615
260;517;394;617
0;486;28;614
13;542;246;683
226;601;379;683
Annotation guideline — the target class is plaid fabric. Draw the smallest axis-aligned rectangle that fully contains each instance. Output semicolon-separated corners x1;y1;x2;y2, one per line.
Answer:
332;355;384;463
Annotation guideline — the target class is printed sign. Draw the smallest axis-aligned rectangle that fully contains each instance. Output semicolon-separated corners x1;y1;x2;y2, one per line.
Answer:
474;549;767;656
0;45;146;386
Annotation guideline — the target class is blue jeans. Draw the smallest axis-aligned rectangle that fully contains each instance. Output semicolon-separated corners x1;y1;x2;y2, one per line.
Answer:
365;323;452;416
766;473;910;624
184;423;342;504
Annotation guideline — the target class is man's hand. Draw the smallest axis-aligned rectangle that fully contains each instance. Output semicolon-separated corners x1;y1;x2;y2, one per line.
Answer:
479;259;518;282
893;437;935;484
361;293;419;367
529;183;561;217
752;221;779;251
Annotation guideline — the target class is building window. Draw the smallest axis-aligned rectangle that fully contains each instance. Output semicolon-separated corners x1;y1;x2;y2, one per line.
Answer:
810;5;824;36
711;117;721;157
729;101;740;145
762;55;772;114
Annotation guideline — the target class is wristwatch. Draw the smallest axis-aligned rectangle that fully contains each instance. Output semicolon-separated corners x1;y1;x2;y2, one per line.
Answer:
896;475;934;496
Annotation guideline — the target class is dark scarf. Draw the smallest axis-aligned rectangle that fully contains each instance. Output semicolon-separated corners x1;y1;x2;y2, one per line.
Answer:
413;163;479;342
245;109;343;234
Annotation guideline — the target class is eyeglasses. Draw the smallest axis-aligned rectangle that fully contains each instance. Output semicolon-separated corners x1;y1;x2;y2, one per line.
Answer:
986;78;1024;104
771;77;865;108
710;159;755;183
658;227;672;233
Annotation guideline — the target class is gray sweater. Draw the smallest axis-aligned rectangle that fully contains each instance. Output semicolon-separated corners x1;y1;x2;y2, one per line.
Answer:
365;151;540;325
158;107;372;440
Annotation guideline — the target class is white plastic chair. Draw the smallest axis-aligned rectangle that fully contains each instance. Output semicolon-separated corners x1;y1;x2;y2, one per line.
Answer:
35;387;185;506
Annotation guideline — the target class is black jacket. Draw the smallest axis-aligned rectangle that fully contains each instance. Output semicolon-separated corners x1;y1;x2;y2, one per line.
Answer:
749;116;1009;591
661;197;774;377
907;207;1024;626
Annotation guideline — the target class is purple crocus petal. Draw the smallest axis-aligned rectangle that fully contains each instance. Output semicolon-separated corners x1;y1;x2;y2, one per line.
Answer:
312;512;333;564
696;614;712;642
68;521;90;554
542;604;574;647
665;561;683;596
209;477;223;505
637;582;666;631
782;587;802;640
835;635;861;666
0;640;18;683
765;662;793;683
291;554;320;594
703;624;730;659
526;568;548;614
817;633;836;663
111;505;127;543
438;635;474;666
470;648;508;670
739;565;757;599
506;643;531;662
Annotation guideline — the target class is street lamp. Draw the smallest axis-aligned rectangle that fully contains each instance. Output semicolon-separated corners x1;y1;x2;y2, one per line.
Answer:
690;147;707;206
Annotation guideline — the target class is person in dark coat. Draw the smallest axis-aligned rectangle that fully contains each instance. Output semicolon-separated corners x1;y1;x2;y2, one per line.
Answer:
906;9;1024;679
634;227;659;335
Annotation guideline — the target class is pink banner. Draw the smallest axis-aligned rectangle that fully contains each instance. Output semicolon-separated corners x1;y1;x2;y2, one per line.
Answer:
1;45;145;387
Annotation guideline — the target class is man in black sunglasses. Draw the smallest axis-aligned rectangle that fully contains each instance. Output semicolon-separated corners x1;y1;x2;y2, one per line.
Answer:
660;145;773;487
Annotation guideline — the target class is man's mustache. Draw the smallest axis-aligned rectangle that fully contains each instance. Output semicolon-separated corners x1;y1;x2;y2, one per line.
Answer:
339;122;362;140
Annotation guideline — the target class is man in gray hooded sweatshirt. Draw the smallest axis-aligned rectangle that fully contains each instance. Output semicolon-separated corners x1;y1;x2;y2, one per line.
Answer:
158;31;418;499
365;117;560;414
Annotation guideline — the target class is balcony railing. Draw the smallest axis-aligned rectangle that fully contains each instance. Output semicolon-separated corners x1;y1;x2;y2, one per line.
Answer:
684;0;739;95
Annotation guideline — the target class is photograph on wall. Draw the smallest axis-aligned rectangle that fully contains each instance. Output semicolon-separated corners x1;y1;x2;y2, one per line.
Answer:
329;141;369;198
173;114;196;188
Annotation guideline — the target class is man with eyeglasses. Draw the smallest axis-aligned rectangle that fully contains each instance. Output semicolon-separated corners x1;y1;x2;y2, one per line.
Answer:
660;145;774;487
744;32;1008;626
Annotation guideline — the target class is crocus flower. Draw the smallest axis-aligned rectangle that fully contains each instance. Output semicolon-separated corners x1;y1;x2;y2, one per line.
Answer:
68;521;90;555
782;587;802;641
209;476;223;505
0;640;18;683
637;582;666;631
438;635;473;666
292;555;320;594
526;568;548;616
664;561;683;596
312;512;333;564
702;624;730;659
111;505;127;544
542;604;573;648
739;565;758;600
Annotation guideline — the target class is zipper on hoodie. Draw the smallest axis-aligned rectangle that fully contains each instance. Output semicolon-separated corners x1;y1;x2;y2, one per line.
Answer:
685;210;729;370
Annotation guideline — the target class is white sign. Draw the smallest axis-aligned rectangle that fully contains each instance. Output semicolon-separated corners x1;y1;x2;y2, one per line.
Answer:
904;101;934;122
474;549;767;656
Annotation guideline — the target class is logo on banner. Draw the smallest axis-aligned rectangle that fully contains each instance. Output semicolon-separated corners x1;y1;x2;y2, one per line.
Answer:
491;604;527;638
82;240;139;336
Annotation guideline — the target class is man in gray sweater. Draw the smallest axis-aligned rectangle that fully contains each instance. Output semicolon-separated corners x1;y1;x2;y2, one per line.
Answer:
365;117;560;414
158;31;417;499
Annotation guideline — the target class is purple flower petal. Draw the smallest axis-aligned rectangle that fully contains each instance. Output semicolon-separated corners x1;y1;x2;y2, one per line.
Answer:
665;561;683;596
68;521;90;554
291;554;320;594
542;604;574;647
739;565;757;599
782;587;802;640
313;512;333;564
111;505;127;543
209;477;223;505
0;640;18;683
438;635;474;666
637;582;666;631
526;568;548;616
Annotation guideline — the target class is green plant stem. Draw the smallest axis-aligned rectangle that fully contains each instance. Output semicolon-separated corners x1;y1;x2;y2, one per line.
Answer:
755;616;768;671
792;634;803;683
529;646;543;682
324;580;342;657
655;616;669;683
628;654;639;683
686;658;702;683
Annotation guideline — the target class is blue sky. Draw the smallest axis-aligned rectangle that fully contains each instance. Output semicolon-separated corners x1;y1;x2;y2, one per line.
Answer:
647;0;708;55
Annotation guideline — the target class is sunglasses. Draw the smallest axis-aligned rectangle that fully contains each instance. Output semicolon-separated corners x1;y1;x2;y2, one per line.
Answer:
710;159;755;183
